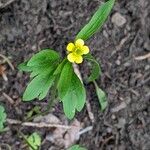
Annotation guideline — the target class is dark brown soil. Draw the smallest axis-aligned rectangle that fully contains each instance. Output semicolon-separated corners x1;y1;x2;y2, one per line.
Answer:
0;0;150;150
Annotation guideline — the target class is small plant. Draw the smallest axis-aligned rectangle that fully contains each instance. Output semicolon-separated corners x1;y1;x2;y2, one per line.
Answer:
68;144;87;150
19;0;115;119
26;132;41;150
0;104;7;132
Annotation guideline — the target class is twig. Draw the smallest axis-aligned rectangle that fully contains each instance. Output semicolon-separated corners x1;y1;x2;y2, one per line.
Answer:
0;0;16;9
100;135;114;150
2;92;15;105
129;30;140;56
110;34;130;57
76;126;93;139
73;64;95;123
0;54;14;70
116;34;130;51
73;64;82;82
86;100;95;123
115;133;119;150
7;118;72;129
134;53;150;60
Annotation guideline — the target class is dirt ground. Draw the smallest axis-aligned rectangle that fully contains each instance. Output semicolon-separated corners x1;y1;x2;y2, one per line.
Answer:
0;0;150;150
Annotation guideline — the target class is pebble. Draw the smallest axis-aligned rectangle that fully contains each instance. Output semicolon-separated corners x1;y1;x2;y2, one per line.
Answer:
115;59;121;65
116;118;126;129
111;12;126;27
145;65;150;70
103;30;109;38
111;114;116;120
107;127;112;133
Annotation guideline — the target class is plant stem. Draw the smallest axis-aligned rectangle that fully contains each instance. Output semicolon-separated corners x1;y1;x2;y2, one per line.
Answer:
26;76;58;122
46;85;57;112
17;129;36;150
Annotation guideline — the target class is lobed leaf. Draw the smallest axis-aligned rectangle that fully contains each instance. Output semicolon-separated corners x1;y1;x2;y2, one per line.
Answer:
76;0;115;41
19;49;61;101
27;132;41;150
57;61;73;100
23;73;55;101
27;49;60;67
61;72;86;119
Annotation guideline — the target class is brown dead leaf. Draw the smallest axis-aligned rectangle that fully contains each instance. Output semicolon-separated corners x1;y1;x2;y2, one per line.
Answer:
0;65;5;74
64;119;82;148
46;119;82;148
0;65;7;81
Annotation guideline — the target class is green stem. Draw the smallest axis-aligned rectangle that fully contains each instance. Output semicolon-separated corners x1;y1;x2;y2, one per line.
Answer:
46;86;57;112
0;143;11;150
26;76;58;122
18;130;36;150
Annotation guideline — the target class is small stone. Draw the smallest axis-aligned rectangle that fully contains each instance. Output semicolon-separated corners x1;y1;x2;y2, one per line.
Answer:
36;24;42;34
116;118;126;129
107;127;112;133
143;111;147;116
111;114;116;120
31;45;37;51
145;65;150;70
115;59;121;65
51;1;57;8
103;30;109;38
111;12;126;27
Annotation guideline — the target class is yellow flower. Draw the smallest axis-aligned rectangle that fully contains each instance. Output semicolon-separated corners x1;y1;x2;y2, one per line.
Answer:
66;39;89;64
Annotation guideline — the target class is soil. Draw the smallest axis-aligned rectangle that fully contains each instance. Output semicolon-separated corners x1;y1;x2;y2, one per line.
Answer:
0;0;150;150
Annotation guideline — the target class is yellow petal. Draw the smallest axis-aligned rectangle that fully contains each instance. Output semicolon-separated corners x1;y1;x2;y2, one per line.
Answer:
75;39;84;47
75;55;83;64
81;46;89;54
66;43;75;52
67;53;76;63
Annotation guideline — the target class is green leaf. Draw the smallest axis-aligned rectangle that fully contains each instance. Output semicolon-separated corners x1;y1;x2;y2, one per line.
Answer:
18;61;33;72
25;106;41;120
68;145;87;150
27;132;41;150
21;49;61;101
84;54;101;82
94;81;107;111
76;0;115;40
0;105;7;131
23;73;55;101
62;73;86;119
57;61;73;99
29;63;55;78
53;58;67;76
18;49;60;73
27;49;60;67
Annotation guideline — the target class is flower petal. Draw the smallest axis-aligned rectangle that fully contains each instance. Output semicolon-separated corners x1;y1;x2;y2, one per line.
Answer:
81;46;89;54
75;55;83;64
75;39;84;47
67;53;76;63
66;43;75;52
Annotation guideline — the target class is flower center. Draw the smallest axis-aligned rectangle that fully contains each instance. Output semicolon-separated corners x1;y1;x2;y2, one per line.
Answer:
75;48;83;55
